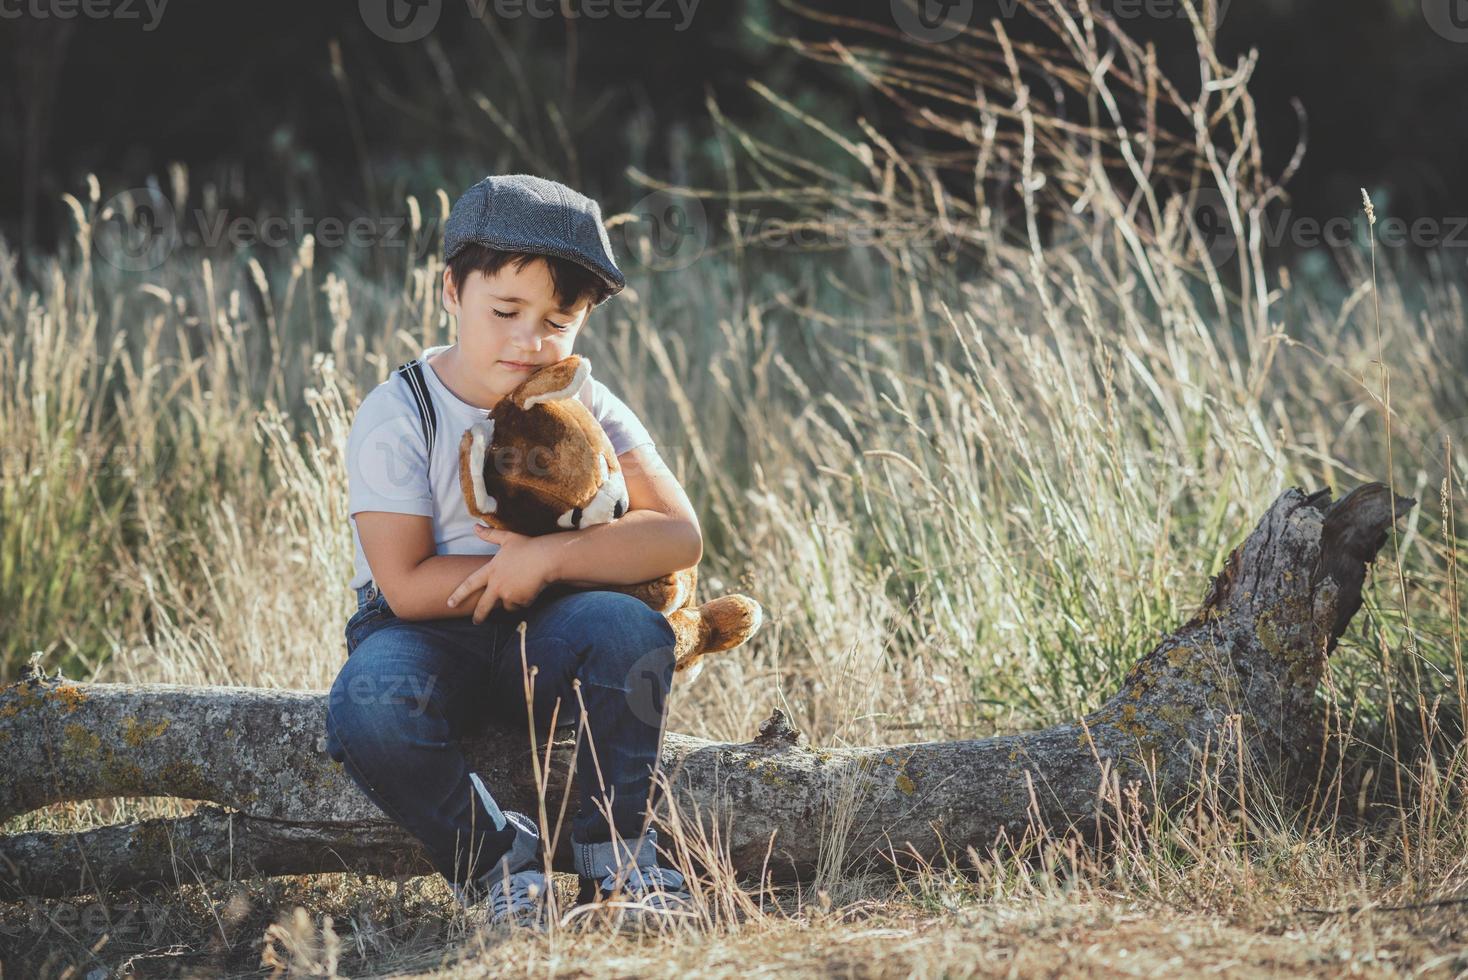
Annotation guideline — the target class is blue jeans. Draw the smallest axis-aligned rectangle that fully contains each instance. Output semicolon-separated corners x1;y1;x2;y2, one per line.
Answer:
323;580;678;890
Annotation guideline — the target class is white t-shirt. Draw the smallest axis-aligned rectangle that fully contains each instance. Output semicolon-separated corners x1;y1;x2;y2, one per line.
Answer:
345;343;659;591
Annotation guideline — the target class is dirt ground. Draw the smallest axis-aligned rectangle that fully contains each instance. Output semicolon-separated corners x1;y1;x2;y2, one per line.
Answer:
5;872;1466;978
431;900;1468;979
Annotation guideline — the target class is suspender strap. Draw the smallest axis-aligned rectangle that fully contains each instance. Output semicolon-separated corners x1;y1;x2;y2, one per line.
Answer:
394;359;437;474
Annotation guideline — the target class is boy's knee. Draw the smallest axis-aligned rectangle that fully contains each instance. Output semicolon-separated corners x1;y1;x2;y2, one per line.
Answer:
573;593;676;694
597;593;676;659
326;653;439;746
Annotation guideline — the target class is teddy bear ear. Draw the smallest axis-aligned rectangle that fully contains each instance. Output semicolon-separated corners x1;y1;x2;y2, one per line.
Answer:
467;417;498;515
514;356;592;410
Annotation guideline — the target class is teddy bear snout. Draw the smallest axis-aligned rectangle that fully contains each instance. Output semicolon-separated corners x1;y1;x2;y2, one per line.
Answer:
557;464;629;530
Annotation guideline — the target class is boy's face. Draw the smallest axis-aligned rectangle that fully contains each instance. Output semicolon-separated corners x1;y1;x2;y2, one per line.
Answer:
442;257;591;403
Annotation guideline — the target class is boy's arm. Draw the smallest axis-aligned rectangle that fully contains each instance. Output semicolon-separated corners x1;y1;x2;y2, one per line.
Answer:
355;512;507;621
401;556;516;621
361;446;700;617
541;446;703;587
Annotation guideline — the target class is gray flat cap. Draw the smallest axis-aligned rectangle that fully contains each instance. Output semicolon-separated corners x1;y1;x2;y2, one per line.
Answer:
443;174;625;304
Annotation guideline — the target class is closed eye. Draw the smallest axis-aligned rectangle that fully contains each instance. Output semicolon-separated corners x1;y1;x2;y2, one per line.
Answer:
493;308;571;331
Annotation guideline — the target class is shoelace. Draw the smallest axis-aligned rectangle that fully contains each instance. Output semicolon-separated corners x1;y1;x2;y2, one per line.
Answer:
600;865;690;909
488;870;551;926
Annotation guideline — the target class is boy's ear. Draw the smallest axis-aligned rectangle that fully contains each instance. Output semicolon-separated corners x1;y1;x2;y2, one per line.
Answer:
441;266;462;315
512;356;592;409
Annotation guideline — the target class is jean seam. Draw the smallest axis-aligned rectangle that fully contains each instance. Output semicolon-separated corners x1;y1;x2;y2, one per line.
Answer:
476;620;504;675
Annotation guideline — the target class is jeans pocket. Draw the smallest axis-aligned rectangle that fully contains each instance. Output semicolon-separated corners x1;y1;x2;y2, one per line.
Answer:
344;597;390;654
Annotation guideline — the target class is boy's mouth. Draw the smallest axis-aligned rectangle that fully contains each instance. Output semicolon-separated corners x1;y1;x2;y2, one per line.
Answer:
499;360;537;371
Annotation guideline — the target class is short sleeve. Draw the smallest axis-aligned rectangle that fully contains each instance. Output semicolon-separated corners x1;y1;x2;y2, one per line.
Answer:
581;376;658;458
346;384;434;518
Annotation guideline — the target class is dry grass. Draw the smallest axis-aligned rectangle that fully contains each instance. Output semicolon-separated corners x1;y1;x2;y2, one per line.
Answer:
4;1;1468;976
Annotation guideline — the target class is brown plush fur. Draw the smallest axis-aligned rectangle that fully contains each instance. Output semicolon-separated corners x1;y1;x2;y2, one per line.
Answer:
456;355;762;679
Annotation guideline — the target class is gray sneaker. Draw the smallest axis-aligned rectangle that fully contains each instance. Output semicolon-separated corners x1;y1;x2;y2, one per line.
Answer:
571;829;694;929
484;868;555;931
452;807;554;931
595;864;692;913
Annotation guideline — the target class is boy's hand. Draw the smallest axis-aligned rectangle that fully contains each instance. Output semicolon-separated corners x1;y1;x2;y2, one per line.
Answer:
446;525;559;623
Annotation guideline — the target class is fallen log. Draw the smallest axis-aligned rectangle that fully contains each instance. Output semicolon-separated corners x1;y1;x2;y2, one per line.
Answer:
0;483;1411;898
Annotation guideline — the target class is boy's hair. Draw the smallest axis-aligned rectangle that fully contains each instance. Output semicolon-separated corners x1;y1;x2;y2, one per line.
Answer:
447;243;613;312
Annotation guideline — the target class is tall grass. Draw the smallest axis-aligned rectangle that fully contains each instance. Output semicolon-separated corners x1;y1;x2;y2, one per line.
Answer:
3;0;1467;974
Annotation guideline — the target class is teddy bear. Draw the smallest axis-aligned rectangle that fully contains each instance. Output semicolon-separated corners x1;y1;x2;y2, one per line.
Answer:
456;354;762;682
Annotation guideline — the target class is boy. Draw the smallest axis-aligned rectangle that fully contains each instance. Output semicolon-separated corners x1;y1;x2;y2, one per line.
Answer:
324;174;702;929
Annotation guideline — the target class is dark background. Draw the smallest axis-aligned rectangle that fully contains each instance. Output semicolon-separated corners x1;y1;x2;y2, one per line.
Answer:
3;0;1466;261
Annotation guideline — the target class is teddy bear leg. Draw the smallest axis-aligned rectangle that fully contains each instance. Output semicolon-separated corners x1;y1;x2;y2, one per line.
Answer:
695;595;764;653
667;608;706;678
